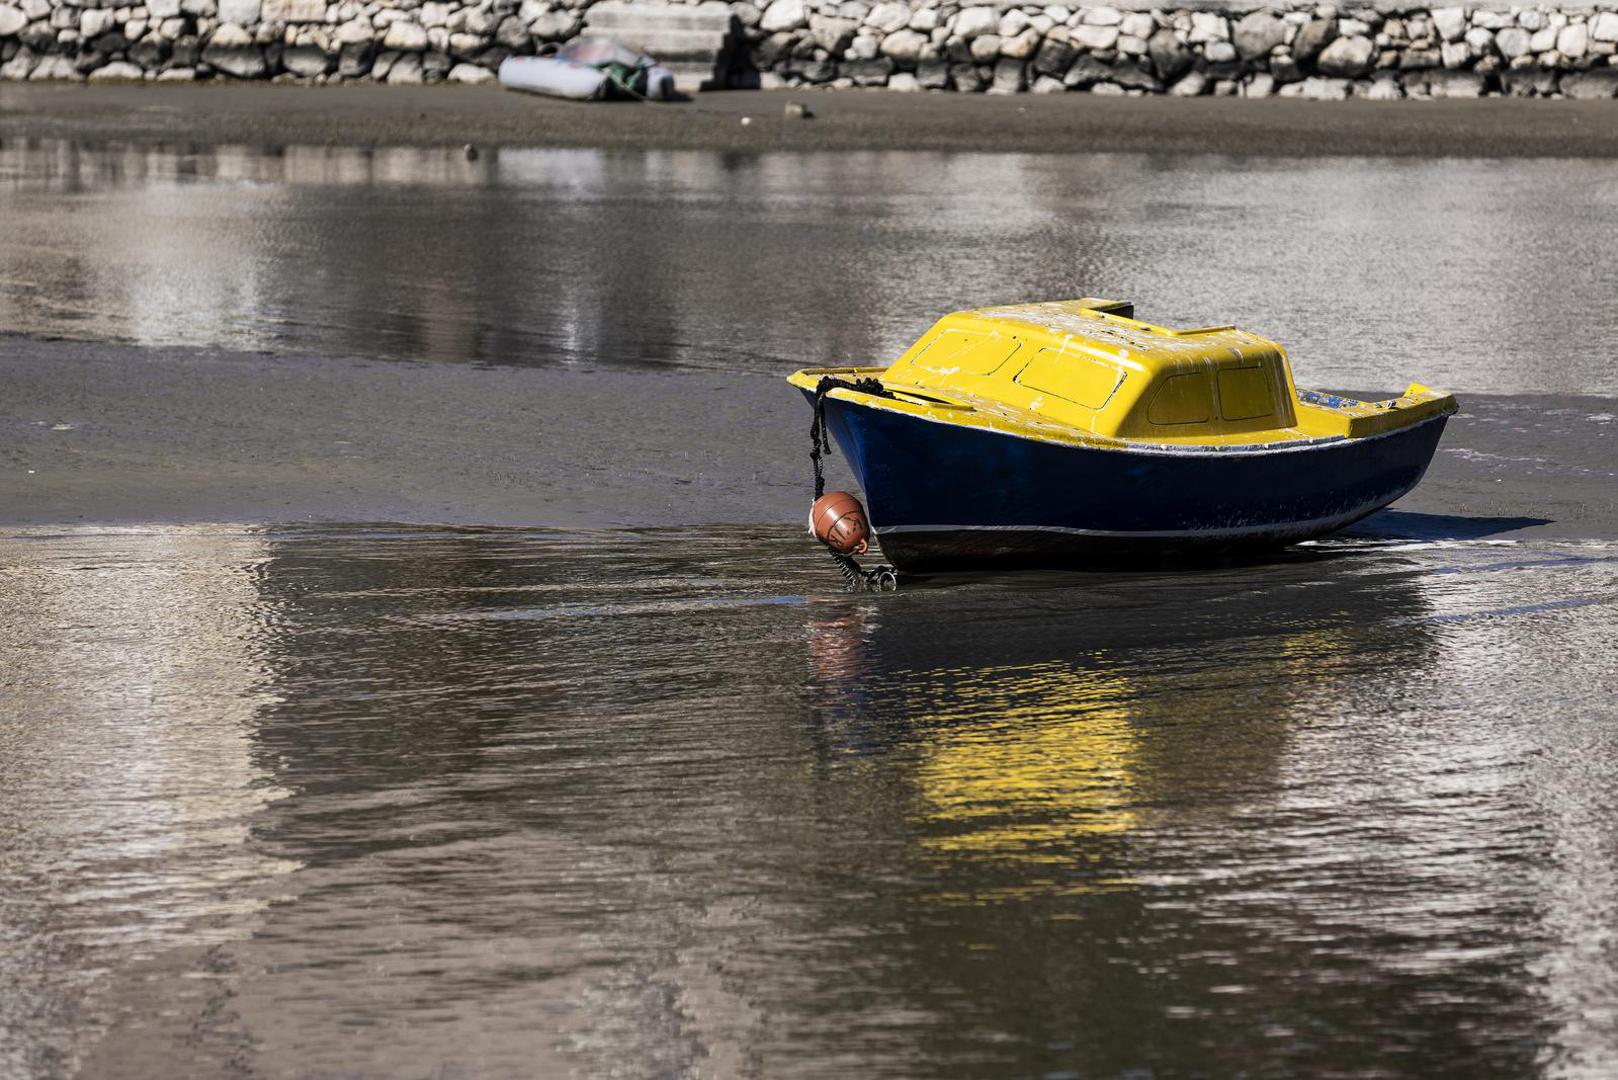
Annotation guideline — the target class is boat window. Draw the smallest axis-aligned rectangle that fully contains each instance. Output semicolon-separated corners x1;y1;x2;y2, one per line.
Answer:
1147;373;1214;425
1014;347;1121;409
911;330;1018;376
1218;366;1275;421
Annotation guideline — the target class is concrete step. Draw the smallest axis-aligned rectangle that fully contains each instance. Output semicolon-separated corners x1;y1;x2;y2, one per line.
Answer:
584;1;735;33
580;1;738;91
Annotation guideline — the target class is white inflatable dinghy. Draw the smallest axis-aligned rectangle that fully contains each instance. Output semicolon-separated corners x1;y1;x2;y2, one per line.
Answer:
498;39;678;101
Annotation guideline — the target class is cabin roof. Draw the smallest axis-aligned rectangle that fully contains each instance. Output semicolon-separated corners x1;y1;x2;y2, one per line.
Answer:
962;299;1263;370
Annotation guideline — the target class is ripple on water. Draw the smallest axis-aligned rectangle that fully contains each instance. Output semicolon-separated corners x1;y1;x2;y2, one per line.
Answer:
1;523;1615;1077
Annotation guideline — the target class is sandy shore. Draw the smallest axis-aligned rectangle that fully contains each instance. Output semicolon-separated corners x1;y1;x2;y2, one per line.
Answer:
7;82;1618;156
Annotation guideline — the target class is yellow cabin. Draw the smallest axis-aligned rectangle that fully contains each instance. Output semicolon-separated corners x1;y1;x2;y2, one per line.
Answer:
850;298;1456;447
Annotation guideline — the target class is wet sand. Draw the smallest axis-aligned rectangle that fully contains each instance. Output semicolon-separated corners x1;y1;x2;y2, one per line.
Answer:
8;81;1618;157
3;335;1613;541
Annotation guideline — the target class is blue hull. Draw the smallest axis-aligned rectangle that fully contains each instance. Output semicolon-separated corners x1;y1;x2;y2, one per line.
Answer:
804;392;1451;571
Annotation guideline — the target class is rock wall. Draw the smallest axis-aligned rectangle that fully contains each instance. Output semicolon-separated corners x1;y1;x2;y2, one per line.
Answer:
4;0;1618;97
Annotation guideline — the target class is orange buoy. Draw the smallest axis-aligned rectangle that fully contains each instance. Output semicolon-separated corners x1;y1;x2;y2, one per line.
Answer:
809;491;870;556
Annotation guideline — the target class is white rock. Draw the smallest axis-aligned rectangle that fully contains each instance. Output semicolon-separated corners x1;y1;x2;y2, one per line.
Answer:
528;10;574;39
1592;12;1618;43
21;0;48;18
1361;71;1401;98
879;27;926;60
1046;5;1071;24
986;54;1022;92
281;44;330;73
1119;11;1152;39
1472;11;1510;30
1431;6;1465;42
1070;23;1116;49
334;16;371;42
1440;40;1467;66
1496;26;1530;58
1187;11;1226;43
446;60;492;82
1464;26;1493;53
125;18;147;38
0;3;26;35
848;31;878;57
759;0;805;32
1518;10;1545;32
906;7;935;32
999;26;1039;58
1090;80;1126;94
951;6;995;38
80;8;114;36
1558;22;1588;58
1428;69;1482;96
1168;70;1205;95
1338;17;1369;35
217;0;258;24
381;18;426;48
1029;14;1053;34
1117;34;1144;55
863;0;906;33
158;16;185;37
0;44;36;77
1081;6;1121;27
29;55;80;79
1030;72;1063;92
208;20;252;45
88;59;146;79
419;0;449;27
385;49;422;81
1529;25;1557;51
1299;74;1350;98
887;69;918;89
997;7;1028;37
967;32;997;60
156;64;195;78
1205;40;1236;63
1245;71;1274;96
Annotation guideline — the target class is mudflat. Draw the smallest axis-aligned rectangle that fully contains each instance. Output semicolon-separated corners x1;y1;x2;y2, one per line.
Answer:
0;335;1611;541
7;81;1618;156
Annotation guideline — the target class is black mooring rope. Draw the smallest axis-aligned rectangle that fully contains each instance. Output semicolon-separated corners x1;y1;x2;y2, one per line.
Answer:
810;376;887;500
808;376;898;593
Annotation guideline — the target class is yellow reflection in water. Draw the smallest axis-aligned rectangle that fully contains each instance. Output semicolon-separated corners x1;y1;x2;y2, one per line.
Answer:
913;660;1141;866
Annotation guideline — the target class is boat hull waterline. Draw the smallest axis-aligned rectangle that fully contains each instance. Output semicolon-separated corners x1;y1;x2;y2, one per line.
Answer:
806;389;1451;572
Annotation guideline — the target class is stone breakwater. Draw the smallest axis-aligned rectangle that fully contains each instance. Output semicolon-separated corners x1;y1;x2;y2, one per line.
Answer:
3;0;1618;96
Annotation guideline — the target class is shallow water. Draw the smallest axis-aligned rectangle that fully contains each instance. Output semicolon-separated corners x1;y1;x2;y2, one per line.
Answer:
3;523;1617;1077
4;140;1618;394
4;134;1618;1077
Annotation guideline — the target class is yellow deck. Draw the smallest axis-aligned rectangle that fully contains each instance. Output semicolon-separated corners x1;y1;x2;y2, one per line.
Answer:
788;299;1457;449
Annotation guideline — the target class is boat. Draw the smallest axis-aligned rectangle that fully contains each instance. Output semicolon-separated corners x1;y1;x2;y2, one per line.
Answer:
788;298;1458;572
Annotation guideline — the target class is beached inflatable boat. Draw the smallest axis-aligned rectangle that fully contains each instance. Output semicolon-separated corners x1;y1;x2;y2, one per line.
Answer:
498;38;677;101
789;299;1458;572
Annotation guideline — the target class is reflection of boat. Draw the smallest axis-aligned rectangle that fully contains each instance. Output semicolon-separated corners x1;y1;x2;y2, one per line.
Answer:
788;299;1458;572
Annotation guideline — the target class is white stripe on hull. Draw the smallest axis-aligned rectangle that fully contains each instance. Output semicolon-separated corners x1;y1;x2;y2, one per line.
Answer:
873;496;1397;542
